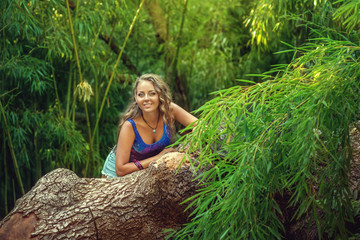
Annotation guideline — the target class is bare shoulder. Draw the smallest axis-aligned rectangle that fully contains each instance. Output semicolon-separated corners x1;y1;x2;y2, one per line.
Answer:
170;102;180;112
119;120;135;138
169;102;182;118
121;119;133;128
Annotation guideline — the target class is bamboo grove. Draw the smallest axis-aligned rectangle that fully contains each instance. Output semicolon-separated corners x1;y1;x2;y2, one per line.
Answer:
1;0;360;239
0;0;244;217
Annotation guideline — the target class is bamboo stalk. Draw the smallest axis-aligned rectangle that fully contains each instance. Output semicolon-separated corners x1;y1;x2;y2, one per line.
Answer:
65;0;94;176
33;102;42;181
65;63;73;119
34;130;41;181
66;0;83;84
91;0;145;141
95;73;100;154
43;9;63;120
72;76;76;123
83;102;93;176
12;179;16;206
0;100;25;195
52;68;63;119
89;21;104;157
3;130;8;215
1;31;9;213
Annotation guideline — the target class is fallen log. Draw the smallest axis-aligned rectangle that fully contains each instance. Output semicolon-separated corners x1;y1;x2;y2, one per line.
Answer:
1;127;360;240
0;152;199;240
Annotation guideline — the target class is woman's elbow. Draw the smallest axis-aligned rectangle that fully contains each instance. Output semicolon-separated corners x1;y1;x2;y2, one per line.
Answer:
115;165;127;177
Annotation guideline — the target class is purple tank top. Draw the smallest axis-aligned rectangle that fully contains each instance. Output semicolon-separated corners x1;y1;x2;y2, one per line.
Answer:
128;119;172;162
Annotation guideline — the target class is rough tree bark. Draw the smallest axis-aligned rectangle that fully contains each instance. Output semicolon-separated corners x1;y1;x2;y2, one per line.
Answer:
0;152;199;240
1;128;359;240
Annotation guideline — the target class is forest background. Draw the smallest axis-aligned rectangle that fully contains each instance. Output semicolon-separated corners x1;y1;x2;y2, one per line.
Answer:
1;0;360;239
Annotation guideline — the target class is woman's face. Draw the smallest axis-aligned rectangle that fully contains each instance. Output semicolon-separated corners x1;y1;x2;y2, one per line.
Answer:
135;80;160;113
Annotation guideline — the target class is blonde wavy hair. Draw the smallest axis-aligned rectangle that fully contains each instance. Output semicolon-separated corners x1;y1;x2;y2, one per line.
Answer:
117;74;174;134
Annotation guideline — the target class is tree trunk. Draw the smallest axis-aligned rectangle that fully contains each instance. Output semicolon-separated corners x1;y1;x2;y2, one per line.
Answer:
0;152;199;240
144;0;189;109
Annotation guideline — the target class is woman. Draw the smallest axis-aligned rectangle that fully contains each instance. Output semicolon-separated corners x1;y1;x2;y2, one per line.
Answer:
102;74;197;177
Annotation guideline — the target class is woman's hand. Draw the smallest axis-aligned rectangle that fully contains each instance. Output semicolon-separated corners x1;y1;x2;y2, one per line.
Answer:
158;147;176;158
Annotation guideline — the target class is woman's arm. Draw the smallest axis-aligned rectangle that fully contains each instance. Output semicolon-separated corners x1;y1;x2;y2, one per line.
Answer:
170;103;198;127
115;103;197;177
115;121;174;176
114;121;136;176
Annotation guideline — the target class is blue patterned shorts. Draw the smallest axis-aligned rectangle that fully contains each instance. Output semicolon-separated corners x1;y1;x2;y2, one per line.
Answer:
101;149;118;178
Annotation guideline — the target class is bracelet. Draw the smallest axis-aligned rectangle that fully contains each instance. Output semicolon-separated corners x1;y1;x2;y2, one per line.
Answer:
134;160;144;170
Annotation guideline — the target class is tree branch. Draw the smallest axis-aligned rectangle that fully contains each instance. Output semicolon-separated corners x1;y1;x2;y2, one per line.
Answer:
0;152;200;240
99;35;141;76
144;0;189;109
144;0;169;45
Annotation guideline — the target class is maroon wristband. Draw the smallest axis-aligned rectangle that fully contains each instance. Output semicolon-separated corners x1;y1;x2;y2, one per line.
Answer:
134;160;144;170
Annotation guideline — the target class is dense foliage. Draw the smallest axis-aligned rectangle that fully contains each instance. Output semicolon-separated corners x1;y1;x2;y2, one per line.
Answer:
173;0;360;239
0;0;274;218
1;0;359;238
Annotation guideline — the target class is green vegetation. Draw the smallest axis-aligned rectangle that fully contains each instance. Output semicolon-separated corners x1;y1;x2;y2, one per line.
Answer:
177;38;360;239
1;0;359;239
173;0;360;239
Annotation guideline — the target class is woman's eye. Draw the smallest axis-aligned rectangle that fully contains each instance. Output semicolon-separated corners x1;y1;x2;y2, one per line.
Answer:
149;92;156;96
138;93;144;97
